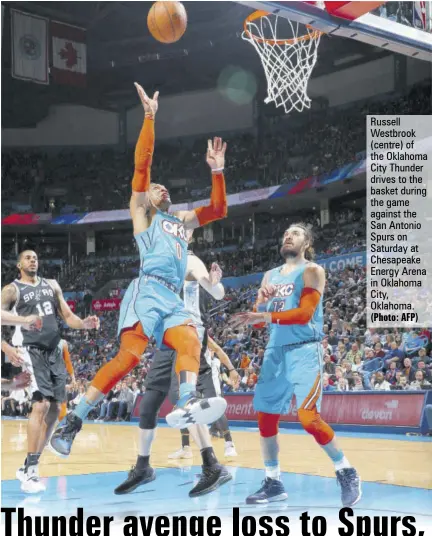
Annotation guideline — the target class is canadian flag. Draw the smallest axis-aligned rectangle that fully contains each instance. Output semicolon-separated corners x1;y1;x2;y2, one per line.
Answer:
51;20;86;86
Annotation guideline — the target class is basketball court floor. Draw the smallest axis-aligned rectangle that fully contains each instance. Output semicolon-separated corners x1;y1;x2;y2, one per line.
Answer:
2;419;431;520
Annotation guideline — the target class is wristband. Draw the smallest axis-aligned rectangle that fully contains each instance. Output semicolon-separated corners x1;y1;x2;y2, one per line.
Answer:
211;167;224;173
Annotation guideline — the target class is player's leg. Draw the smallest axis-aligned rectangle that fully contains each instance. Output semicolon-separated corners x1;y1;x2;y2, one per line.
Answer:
209;361;237;457
167;377;192;459
37;401;61;453
50;323;149;456
58;402;67;422
168;361;231;496
293;343;361;507
115;350;174;494
18;396;50;493
162;325;226;428
18;347;58;493
246;347;289;504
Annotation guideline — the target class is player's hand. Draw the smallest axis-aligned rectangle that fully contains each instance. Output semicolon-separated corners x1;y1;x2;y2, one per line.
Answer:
134;83;159;116
229;312;271;329
209;263;223;286
3;344;25;367
206;137;227;171
11;371;32;390
256;284;276;305
70;375;78;391
82;315;100;330
228;369;241;390
22;315;43;332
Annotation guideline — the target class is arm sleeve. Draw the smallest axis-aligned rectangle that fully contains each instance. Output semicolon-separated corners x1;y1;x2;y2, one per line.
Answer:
194;172;227;225
270;288;321;325
131;115;155;192
62;343;74;376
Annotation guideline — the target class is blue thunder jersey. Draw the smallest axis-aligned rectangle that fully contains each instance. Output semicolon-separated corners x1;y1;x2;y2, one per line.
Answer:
265;263;324;347
135;210;188;293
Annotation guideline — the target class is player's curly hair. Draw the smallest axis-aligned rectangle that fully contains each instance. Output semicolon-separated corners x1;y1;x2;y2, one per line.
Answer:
289;222;315;260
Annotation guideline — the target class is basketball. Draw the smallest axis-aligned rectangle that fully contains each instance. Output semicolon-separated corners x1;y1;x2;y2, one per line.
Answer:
147;1;187;44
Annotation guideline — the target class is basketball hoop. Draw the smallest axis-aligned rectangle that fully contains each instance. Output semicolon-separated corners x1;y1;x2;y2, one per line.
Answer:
242;10;323;114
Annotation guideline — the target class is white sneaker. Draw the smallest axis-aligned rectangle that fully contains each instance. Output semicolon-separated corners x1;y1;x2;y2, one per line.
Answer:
16;465;26;482
224;442;238;457
166;395;227;429
168;447;193;460
21;465;46;494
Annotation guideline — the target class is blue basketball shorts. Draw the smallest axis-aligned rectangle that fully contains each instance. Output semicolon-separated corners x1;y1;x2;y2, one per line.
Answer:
117;277;194;347
253;342;324;415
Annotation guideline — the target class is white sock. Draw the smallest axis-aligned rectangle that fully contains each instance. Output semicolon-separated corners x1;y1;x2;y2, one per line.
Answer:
334;456;352;471
265;464;280;480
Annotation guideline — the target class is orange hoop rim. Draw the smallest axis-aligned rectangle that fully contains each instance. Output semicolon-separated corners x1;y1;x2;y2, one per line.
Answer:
243;10;323;46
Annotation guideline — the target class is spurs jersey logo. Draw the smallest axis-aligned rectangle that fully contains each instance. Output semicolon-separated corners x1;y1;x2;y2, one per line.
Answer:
274;283;295;298
162;220;187;242
23;288;54;303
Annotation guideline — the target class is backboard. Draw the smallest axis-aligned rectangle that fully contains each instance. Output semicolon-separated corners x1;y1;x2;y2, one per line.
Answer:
238;1;432;61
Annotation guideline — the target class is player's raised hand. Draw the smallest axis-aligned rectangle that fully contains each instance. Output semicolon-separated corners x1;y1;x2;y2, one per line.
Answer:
22;315;43;332
256;284;276;305
82;315;100;330
206;137;227;171
134;83;159;116
209;262;223;286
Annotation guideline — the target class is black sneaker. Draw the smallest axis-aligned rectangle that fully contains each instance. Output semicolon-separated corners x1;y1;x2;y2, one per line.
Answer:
336;467;362;507
189;464;232;497
114;466;156;495
50;413;82;457
246;477;288;504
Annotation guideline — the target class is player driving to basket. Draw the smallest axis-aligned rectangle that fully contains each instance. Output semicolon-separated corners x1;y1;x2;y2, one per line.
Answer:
50;83;229;457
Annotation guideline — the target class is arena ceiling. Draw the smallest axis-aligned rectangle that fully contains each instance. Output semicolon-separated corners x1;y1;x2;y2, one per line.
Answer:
2;1;388;126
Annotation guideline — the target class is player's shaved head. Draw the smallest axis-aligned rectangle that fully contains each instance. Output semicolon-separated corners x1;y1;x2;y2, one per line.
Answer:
17;250;38;277
17;250;38;263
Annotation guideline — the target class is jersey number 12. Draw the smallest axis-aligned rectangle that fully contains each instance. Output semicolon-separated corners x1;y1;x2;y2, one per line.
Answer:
35;301;54;317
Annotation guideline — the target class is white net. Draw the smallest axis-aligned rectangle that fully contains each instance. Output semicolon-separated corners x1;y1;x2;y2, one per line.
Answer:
242;14;322;114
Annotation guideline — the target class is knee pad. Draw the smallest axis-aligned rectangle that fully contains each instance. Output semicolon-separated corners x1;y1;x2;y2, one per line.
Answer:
297;408;334;446
139;389;166;429
258;412;280;438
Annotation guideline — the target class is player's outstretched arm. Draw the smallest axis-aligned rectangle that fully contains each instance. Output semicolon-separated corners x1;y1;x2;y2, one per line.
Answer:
177;137;227;229
1;308;42;331
187;255;225;300
49;280;100;331
130;83;159;235
208;336;240;389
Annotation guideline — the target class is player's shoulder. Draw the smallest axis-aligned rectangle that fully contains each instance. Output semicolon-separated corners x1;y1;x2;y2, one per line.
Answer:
1;282;18;297
304;262;325;279
44;279;60;292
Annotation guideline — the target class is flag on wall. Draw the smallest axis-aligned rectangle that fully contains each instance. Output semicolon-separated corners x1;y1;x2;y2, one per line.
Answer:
414;1;427;29
51;20;86;86
11;9;49;84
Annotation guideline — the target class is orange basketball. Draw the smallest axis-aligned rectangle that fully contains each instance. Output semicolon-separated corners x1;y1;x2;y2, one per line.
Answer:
147;1;187;44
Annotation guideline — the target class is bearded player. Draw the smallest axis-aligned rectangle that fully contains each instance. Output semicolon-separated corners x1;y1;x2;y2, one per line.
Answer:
1;250;99;493
231;223;361;507
50;83;228;457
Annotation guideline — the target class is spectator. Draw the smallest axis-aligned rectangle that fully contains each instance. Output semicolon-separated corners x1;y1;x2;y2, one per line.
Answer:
372;371;391;391
402;358;416;382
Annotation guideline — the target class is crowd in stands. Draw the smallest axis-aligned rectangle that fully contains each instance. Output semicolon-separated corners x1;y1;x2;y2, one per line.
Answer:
2;82;430;215
0;207;364;292
3;261;431;422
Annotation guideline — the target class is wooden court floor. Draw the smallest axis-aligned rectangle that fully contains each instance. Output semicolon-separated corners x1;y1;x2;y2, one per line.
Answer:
2;419;431;489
